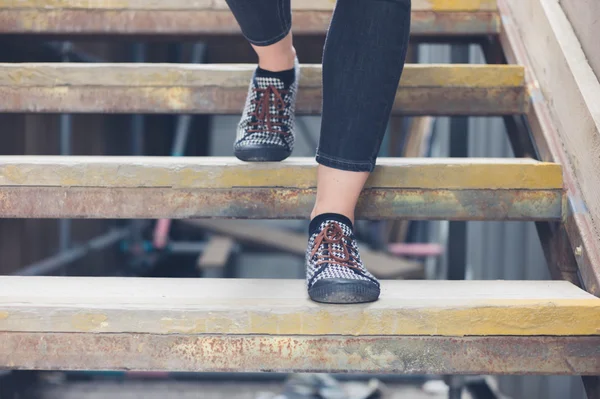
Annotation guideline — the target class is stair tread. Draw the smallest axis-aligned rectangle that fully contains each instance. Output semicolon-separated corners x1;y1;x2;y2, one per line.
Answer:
0;156;561;189
0;63;527;115
0;0;500;35
0;156;563;220
0;277;598;337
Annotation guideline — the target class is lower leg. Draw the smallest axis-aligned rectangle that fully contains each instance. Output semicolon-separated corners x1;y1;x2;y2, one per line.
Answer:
224;0;295;71
310;166;369;224
252;32;296;72
312;0;412;221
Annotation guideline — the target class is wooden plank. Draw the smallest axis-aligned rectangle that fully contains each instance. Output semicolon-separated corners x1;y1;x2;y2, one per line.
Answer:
499;0;600;296
0;64;527;115
2;333;599;374
0;156;562;220
184;220;423;278
0;277;598;336
0;0;500;36
0;0;498;11
197;236;234;270
0;157;560;189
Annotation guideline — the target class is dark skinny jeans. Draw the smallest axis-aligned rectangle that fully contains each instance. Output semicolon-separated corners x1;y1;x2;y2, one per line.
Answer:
224;0;412;172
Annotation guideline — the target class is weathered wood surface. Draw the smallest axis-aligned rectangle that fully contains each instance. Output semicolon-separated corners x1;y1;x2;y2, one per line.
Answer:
499;0;600;296
184;219;423;278
0;277;597;336
0;0;500;36
0;64;528;115
0;156;562;220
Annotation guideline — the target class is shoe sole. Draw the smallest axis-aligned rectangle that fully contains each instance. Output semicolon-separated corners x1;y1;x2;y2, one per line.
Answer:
308;278;380;304
234;146;291;162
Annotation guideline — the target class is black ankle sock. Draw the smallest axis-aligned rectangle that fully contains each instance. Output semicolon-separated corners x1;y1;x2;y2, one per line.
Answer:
255;66;296;86
309;213;354;236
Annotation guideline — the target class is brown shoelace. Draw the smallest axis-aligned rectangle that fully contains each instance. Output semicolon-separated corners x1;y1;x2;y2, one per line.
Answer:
310;223;362;271
248;85;291;135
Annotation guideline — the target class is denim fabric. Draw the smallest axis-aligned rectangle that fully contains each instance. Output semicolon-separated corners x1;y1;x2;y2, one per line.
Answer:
224;0;411;172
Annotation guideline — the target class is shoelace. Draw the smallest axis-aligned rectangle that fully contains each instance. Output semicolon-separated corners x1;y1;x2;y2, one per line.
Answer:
248;85;291;135
310;223;362;271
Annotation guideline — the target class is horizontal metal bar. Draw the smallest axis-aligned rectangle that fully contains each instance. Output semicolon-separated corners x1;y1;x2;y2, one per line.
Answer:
0;64;527;115
0;187;562;220
1;333;598;375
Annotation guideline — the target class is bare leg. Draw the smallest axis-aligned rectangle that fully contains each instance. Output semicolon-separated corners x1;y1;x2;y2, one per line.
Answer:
310;167;369;224
251;32;296;72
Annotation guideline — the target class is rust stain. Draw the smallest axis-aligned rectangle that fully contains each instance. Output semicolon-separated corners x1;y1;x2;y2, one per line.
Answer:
0;311;8;320
0;333;599;374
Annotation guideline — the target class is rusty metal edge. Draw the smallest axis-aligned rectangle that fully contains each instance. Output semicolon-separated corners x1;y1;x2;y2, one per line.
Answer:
1;332;599;375
0;187;562;221
498;0;600;297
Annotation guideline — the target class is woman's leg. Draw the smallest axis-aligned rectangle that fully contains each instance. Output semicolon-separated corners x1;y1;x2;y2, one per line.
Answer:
306;0;412;304
224;0;299;162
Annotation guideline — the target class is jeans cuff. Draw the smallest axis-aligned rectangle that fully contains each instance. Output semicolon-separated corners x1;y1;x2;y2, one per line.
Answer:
315;153;375;173
243;24;292;47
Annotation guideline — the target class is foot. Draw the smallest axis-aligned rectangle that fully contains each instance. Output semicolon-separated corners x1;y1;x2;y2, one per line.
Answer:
234;59;299;162
306;214;380;304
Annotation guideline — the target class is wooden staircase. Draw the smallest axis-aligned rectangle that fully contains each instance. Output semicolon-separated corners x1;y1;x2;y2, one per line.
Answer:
0;0;599;398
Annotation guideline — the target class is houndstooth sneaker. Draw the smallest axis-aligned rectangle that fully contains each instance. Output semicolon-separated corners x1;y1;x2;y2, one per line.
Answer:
306;217;380;304
234;60;299;162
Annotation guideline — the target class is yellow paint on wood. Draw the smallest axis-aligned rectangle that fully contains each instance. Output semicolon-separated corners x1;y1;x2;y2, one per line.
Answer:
0;64;524;89
428;0;497;11
0;278;598;337
0;157;563;190
157;302;600;336
71;313;108;332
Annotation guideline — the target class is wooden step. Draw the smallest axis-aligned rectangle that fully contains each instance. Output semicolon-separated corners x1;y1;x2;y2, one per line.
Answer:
0;277;598;374
0;156;562;220
0;63;527;115
0;0;500;37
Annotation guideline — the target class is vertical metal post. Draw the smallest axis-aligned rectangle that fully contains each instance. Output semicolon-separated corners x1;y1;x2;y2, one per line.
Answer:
447;43;469;280
58;41;73;275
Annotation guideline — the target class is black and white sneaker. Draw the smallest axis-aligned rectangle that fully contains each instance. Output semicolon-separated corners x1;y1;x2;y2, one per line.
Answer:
306;215;380;304
234;60;299;162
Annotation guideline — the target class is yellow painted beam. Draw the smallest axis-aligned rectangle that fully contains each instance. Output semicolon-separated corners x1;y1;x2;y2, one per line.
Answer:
0;63;523;88
0;63;527;115
0;277;597;336
0;157;561;190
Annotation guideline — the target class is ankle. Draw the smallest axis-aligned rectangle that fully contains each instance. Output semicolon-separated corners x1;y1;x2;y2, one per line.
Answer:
310;209;354;225
257;47;296;72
